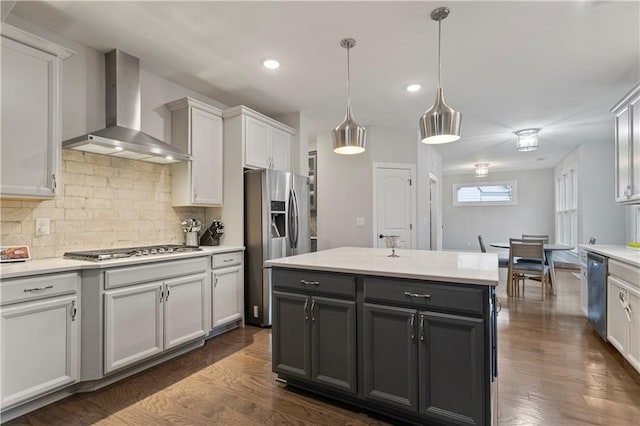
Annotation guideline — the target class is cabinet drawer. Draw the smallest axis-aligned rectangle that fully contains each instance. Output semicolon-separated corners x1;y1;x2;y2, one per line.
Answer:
1;272;80;305
272;268;355;298
609;260;640;290
104;257;208;289
212;251;242;268
364;277;485;316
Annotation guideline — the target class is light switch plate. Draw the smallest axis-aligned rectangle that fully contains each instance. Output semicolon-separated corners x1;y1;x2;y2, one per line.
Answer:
35;218;50;236
356;218;365;227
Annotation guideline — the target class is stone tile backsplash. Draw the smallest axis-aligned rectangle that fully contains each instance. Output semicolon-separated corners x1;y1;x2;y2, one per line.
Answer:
0;150;205;259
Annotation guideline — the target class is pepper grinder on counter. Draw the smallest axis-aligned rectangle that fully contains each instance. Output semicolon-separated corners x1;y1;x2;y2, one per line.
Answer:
181;218;202;246
200;219;224;246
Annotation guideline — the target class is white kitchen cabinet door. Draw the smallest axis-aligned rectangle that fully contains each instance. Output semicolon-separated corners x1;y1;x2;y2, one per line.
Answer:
104;282;163;374
168;98;223;207
190;107;223;205
270;127;291;172
245;116;270;169
607;277;628;354
625;285;640;372
212;265;243;329
1;36;60;199
612;84;640;204
0;295;79;409
163;273;209;350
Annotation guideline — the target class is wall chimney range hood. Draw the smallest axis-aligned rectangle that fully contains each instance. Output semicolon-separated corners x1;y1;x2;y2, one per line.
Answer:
62;49;192;163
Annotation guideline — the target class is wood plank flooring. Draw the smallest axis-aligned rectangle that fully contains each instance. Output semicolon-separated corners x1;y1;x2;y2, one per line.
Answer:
5;270;640;425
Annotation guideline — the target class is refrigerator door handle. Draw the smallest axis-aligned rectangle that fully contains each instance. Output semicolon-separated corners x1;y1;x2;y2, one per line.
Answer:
292;188;300;249
288;189;298;249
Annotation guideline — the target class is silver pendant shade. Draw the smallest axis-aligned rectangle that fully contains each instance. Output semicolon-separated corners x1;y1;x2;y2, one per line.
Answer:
333;38;366;155
419;7;462;144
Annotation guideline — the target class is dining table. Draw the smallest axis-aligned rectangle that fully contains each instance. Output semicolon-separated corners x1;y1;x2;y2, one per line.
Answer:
490;242;574;297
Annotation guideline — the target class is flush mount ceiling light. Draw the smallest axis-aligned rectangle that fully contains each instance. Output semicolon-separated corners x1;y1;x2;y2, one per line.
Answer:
406;84;422;92
332;38;366;155
515;128;540;152
475;163;489;177
419;7;462;144
263;59;280;69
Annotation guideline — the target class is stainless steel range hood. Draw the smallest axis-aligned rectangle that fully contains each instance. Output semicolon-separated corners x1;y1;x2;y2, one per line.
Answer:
62;49;192;163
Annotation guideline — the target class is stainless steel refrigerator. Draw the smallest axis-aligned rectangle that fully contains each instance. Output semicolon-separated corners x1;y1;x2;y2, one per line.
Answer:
244;169;310;326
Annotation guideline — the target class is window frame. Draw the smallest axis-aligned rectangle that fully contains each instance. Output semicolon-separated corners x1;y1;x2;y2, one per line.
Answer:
452;180;518;207
555;165;578;251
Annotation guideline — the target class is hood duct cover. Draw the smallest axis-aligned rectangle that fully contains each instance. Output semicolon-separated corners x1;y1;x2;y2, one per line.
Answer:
62;49;191;163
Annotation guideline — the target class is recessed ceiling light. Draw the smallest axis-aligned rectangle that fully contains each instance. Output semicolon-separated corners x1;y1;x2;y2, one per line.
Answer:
263;59;280;69
406;84;421;92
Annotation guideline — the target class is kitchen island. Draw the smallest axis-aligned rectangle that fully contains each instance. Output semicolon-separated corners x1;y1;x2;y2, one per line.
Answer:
265;247;499;426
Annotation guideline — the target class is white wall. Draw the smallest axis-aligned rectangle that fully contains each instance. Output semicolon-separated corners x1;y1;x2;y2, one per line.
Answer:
442;170;555;251
275;112;310;177
417;142;443;250
317;126;438;250
555;141;626;245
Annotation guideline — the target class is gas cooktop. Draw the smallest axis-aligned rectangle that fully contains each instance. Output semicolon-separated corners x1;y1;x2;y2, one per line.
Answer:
63;245;202;261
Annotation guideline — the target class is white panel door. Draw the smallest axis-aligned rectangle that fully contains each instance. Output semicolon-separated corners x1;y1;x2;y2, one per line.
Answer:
607;277;627;354
625;284;640;372
212;265;243;328
1;37;60;198
191;107;223;205
104;282;163;374
0;295;79;409
245;116;270;169
164;273;209;350
374;165;415;249
270;127;291;172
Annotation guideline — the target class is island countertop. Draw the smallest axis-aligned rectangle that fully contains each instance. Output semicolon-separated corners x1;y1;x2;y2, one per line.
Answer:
265;247;499;286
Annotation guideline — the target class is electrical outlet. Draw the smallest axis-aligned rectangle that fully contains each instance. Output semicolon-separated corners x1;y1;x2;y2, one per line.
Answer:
253;305;259;318
35;218;50;236
356;218;365;227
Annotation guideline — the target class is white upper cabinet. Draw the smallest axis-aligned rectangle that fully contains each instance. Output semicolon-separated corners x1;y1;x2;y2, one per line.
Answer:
0;25;74;199
612;83;640;204
167;97;224;207
224;106;295;172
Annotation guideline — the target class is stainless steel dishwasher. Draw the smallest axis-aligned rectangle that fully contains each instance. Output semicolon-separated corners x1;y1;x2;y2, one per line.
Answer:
587;252;608;340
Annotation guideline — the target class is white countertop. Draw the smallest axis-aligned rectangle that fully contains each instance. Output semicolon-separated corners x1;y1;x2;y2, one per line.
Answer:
579;244;640;267
0;245;245;280
265;247;499;286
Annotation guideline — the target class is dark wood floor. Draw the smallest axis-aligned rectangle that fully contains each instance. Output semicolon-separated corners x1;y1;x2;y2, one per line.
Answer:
5;270;640;425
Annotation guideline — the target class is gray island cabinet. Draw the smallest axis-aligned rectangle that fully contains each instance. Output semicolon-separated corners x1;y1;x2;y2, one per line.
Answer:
266;247;499;426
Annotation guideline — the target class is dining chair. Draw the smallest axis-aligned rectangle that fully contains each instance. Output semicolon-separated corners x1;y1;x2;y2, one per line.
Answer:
522;234;549;242
509;238;551;300
477;235;509;268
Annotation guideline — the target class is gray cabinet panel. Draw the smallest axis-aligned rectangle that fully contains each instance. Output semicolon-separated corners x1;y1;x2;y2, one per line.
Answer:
273;269;355;298
420;311;485;425
272;291;309;379
363;303;417;412
311;297;356;394
364;277;485;316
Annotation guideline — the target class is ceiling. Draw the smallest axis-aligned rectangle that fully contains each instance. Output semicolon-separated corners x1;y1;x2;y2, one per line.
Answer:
7;1;640;175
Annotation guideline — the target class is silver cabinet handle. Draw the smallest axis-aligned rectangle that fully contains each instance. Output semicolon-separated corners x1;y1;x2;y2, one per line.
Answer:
214;276;218;287
311;299;316;322
404;291;431;299
23;285;53;292
222;258;234;263
301;280;320;286
419;314;425;342
304;298;309;321
71;300;77;321
165;288;170;301
410;313;415;340
619;289;632;322
52;174;57;193
159;290;164;303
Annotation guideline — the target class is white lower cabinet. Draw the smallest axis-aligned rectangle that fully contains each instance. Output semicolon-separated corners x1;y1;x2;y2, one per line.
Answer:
104;272;209;374
211;251;244;329
0;273;80;410
607;260;640;373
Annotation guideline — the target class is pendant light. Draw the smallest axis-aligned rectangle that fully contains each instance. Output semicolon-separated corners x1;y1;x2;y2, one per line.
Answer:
515;128;540;152
332;38;366;155
419;7;462;144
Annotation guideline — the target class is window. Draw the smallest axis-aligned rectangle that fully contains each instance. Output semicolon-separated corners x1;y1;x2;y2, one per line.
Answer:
452;181;518;206
555;166;578;250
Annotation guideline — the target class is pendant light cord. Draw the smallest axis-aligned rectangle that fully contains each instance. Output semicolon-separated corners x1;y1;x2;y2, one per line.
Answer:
346;45;351;109
437;16;442;89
